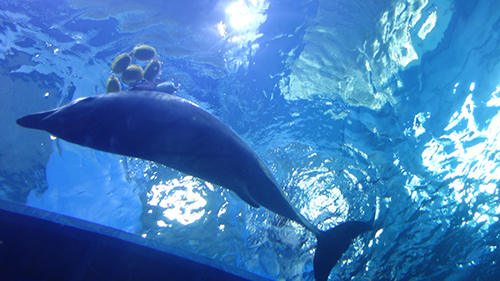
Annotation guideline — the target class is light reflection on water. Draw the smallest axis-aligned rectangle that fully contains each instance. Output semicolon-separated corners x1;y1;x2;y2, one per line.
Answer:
147;176;208;225
419;86;500;231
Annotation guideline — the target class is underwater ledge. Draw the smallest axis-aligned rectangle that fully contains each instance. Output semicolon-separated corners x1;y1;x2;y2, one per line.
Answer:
0;199;271;281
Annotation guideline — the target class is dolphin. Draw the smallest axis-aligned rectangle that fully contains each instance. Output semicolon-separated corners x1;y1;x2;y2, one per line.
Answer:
16;91;372;281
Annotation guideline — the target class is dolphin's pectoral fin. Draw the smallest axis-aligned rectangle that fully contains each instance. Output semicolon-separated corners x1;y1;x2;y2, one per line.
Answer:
232;183;260;208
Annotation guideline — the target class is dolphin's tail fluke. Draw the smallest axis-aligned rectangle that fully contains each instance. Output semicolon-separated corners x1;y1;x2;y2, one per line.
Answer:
16;111;54;130
313;221;373;281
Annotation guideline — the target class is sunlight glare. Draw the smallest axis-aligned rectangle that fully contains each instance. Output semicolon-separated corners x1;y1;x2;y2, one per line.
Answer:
470;82;476;91
225;0;268;32
216;21;227;37
226;1;253;29
418;10;437;40
147;178;207;225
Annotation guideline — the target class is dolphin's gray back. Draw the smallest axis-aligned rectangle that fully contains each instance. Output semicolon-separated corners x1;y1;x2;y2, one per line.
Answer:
24;92;253;198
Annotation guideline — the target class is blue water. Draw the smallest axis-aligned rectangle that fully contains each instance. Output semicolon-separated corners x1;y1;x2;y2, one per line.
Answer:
1;0;499;280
